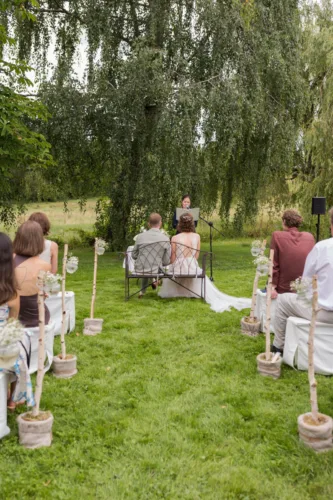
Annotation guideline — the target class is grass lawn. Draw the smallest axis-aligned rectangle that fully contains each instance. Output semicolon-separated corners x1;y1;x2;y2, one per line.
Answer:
1;240;333;499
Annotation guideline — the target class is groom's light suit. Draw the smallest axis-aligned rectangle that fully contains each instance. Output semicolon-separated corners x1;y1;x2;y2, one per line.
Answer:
132;228;170;293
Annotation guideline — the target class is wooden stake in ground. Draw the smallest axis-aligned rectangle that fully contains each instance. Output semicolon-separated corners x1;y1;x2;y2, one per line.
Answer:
308;275;319;423
90;239;98;319
265;249;274;360
32;271;46;417
60;243;68;360
249;239;267;321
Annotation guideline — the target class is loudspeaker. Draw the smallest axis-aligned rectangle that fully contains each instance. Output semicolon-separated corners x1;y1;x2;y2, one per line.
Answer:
312;197;326;215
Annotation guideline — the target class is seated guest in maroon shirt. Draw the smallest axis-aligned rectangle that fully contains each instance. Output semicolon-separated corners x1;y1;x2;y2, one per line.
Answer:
270;209;315;299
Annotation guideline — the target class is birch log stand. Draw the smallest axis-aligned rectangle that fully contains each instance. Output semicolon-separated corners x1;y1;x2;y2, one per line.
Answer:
52;244;78;379
241;239;267;336
256;249;282;379
298;276;333;452
84;239;104;335
17;271;54;449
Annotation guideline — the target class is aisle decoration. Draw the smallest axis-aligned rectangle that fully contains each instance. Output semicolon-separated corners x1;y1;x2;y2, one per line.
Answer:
17;271;53;449
83;238;107;335
52;244;79;379
241;239;267;336
0;319;24;363
296;276;333;452
43;271;62;295
256;249;282;379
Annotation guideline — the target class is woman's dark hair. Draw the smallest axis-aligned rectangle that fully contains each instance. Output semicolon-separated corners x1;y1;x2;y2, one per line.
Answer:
28;212;51;236
0;232;17;305
177;212;195;233
182;194;191;202
13;221;45;257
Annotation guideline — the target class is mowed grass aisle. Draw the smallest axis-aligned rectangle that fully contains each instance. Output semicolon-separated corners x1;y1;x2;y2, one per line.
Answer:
1;240;333;499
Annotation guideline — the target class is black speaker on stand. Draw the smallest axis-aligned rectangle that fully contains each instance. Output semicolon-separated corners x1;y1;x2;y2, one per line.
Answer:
312;197;326;242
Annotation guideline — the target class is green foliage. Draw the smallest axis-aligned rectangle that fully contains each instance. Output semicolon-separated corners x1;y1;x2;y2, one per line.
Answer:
295;0;333;209
0;0;52;224
1;243;333;498
6;1;306;246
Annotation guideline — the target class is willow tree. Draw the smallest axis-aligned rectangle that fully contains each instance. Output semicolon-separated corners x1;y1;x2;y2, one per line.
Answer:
7;0;305;247
295;0;333;211
0;0;52;225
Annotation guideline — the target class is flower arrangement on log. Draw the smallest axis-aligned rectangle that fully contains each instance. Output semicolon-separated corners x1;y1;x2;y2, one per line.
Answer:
52;244;79;379
17;271;53;449
256;249;282;379
294;276;333;452
0;319;24;361
83;238;107;335
241;239;267;336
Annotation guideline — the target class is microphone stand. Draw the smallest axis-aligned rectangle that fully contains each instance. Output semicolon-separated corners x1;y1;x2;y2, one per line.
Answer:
199;215;224;281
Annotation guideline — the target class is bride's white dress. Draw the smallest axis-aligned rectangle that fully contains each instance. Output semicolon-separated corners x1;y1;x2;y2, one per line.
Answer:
158;233;251;313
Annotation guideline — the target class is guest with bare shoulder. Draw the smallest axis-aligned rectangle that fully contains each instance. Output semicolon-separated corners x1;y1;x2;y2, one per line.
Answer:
13;221;51;328
28;212;59;273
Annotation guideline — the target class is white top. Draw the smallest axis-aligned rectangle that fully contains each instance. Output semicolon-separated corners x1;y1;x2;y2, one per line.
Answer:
0;304;9;326
303;237;333;310
39;239;52;264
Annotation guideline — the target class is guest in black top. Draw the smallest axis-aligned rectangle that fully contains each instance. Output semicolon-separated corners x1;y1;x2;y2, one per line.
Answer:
172;194;198;233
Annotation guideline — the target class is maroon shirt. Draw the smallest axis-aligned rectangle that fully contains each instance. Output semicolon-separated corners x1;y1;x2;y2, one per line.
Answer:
270;228;315;294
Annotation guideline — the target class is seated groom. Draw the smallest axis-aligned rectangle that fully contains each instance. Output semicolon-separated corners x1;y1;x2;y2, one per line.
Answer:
272;207;333;354
132;213;170;298
270;209;315;299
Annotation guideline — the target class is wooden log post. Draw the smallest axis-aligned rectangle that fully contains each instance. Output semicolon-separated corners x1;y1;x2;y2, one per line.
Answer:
249;239;267;321
60;244;68;360
265;249;274;360
32;271;46;417
309;275;319;423
90;239;98;319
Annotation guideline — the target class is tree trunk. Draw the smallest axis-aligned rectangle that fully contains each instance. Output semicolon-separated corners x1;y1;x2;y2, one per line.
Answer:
90;240;98;318
249;239;266;320
32;271;46;417
60;244;68;359
265;249;274;360
309;275;319;423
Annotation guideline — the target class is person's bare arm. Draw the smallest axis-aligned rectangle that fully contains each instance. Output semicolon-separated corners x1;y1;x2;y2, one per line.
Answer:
170;238;177;264
50;241;59;274
8;295;20;319
195;235;201;260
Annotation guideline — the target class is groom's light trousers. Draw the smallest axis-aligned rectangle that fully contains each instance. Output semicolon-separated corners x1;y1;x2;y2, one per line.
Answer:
273;293;333;350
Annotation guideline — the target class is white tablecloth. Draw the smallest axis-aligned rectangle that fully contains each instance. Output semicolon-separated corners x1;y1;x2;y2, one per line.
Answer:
45;291;75;336
255;289;277;334
28;321;55;375
123;246;135;273
283;317;333;375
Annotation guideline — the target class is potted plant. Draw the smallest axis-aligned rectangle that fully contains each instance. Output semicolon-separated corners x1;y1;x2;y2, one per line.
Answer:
297;276;333;452
241;239;267;336
17;271;53;448
256;249;282;379
52;244;79;379
83;238;106;335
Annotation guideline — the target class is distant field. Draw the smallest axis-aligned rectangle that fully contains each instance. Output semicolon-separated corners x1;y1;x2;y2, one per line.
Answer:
0;199;97;240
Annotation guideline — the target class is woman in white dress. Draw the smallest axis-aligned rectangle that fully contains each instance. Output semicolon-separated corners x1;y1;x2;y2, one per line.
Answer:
159;213;251;313
28;212;58;273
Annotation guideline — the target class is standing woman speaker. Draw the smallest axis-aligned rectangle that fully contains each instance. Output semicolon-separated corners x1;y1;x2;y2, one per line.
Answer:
172;194;198;234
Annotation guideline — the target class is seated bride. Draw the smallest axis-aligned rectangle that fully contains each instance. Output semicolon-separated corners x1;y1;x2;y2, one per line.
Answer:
159;213;251;313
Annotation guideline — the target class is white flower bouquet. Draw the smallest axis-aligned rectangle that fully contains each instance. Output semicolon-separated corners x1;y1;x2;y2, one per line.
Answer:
0;319;25;359
254;255;270;276
95;238;108;255
251;240;263;257
66;255;79;274
290;277;313;304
